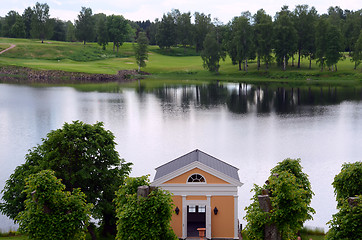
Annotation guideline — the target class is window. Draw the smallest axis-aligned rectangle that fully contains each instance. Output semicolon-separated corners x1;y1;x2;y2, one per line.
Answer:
187;174;205;183
198;205;206;213
188;205;196;213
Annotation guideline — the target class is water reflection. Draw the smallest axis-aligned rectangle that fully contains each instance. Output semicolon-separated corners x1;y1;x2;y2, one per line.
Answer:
141;83;362;115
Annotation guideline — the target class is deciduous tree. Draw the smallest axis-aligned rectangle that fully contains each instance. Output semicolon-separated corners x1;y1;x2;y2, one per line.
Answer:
201;30;225;73
156;12;176;49
253;9;273;70
194;12;212;52
0;121;132;238
134;31;149;72
115;176;177;240
107;14;131;52
273;6;297;70
75;7;95;45
30;2;52;43
16;170;92;240
326;161;362;240
244;158;315;240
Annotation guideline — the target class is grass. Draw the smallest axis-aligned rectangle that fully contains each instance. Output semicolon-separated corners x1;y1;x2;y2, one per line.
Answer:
0;37;361;86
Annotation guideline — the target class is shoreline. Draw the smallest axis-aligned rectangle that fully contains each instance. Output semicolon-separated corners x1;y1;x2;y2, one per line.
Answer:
0;66;147;84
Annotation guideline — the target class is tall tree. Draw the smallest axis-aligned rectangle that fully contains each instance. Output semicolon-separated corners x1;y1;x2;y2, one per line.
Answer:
156;12;176;49
65;21;76;42
30;2;52;43
194;12;212;52
315;16;329;71
201;30;225;73
22;7;33;38
273;6;297;70
351;31;362;69
227;12;254;71
325;24;343;71
134;31;149;72
253;9;273;70
107;14;130;52
95;13;108;50
75;7;95;45
176;11;193;51
50;19;66;41
293;5;318;68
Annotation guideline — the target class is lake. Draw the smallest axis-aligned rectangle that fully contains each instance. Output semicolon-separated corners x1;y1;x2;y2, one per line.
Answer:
0;82;361;232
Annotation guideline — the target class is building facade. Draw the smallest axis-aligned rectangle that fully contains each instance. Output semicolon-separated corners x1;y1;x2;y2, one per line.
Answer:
151;149;243;239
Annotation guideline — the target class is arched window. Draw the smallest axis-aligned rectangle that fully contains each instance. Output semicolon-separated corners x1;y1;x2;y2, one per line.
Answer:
187;174;205;183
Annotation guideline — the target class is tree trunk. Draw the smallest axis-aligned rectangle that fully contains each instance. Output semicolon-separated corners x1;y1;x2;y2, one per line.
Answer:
113;43;115;52
244;58;248;72
257;56;260;71
238;60;242;71
292;55;294;67
87;225;97;240
283;55;286;71
298;49;301;68
83;40;86;45
335;64;337;71
309;55;312;69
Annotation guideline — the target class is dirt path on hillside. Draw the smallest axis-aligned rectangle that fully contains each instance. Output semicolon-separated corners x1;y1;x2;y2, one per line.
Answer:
0;44;16;54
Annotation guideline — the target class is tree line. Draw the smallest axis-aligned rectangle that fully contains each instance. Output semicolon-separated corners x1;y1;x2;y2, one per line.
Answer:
0;3;361;71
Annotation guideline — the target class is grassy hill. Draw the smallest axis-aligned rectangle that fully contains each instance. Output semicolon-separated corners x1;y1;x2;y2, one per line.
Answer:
0;37;361;86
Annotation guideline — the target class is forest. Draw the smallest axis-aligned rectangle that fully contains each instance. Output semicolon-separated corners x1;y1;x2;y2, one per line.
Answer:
0;3;361;72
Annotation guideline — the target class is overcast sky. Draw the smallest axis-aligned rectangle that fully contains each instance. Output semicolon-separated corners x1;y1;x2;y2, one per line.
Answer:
0;0;360;24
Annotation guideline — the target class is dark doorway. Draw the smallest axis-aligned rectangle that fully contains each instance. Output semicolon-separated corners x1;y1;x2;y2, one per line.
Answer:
187;205;206;237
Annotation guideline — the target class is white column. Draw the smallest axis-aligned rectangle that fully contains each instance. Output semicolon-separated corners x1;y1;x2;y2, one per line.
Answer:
206;195;211;239
234;195;238;239
182;195;187;239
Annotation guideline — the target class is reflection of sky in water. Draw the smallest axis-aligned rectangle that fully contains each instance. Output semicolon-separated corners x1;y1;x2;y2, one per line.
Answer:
0;83;361;231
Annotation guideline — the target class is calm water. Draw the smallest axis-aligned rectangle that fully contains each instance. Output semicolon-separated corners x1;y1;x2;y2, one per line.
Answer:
1;83;361;231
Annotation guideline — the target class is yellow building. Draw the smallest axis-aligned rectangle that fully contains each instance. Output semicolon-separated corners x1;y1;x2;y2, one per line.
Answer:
151;149;243;239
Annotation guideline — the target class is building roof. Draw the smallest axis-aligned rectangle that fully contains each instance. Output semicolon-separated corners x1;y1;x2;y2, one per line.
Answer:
154;149;240;181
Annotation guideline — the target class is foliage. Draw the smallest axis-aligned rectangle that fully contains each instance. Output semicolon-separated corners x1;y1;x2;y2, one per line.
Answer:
156;13;177;49
244;158;315;240
115;176;177;240
326;196;362;240
315;17;330;70
75;7;95;44
0;121;132;237
273;6;298;70
351;31;362;69
107;14;131;52
30;2;52;43
95;13;108;50
332;162;362;206
201;30;225;73
194;12;212;52
16;170;92;240
253;9;273;70
134;31;149;71
227;12;254;71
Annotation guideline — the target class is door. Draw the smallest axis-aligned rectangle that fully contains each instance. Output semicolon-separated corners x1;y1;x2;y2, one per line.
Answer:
187;205;206;237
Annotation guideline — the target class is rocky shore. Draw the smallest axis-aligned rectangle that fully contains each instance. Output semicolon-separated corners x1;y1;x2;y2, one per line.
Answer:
0;66;148;84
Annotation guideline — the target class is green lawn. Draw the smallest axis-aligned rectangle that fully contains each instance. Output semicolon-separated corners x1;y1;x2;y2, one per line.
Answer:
0;37;361;86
